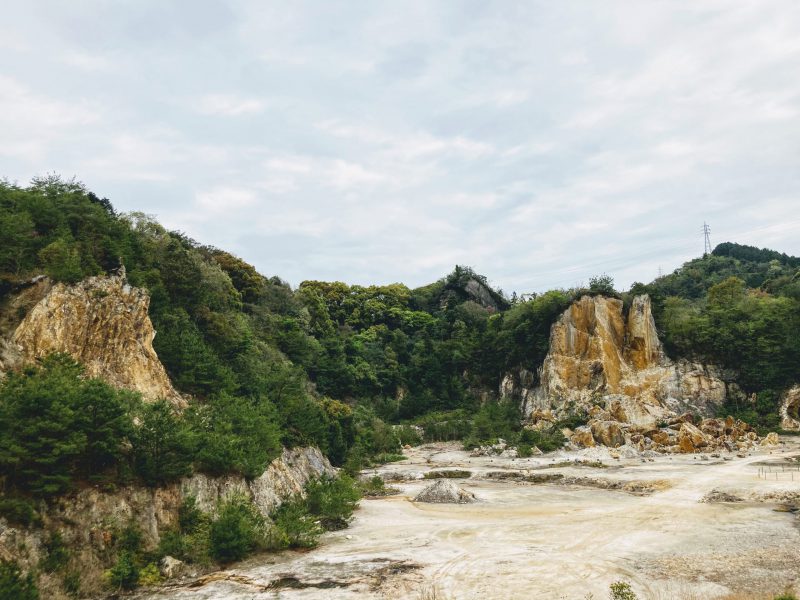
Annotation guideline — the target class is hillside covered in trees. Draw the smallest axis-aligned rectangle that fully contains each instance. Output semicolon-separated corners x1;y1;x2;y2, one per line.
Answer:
1;176;799;496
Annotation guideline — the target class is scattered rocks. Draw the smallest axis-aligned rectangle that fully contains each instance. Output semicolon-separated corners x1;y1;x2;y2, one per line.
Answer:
414;480;476;504
701;489;744;503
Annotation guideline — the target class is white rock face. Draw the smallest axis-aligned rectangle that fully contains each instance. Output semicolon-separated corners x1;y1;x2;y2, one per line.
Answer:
184;447;336;518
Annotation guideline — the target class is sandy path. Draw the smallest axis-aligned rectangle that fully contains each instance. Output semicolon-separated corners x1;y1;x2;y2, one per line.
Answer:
134;442;800;600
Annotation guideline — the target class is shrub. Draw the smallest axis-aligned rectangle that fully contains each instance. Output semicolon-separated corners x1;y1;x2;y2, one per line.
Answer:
63;571;80;597
137;563;163;586
116;521;143;554
609;581;638;600
156;529;187;561
209;495;266;563
305;474;361;530
519;427;565;453
395;424;422;446
358;475;399;497
178;496;204;534
106;551;139;591
270;500;322;549
0;498;41;527
0;559;39;600
40;532;69;573
517;443;533;458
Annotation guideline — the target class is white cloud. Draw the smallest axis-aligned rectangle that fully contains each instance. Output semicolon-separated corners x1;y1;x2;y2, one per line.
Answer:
1;1;800;292
195;94;265;116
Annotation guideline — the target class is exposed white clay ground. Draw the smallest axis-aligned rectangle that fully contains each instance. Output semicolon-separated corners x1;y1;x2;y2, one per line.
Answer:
134;439;800;600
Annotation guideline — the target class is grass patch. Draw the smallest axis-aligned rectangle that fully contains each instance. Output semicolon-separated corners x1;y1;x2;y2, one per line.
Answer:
371;453;406;464
358;475;400;498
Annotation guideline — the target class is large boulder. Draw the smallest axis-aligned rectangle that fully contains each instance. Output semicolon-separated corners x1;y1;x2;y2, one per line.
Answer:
590;420;625;448
762;432;780;446
677;422;710;453
414;480;475;504
570;426;596;448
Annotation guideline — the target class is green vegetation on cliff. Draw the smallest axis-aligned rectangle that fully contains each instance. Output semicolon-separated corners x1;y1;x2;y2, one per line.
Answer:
2;176;800;483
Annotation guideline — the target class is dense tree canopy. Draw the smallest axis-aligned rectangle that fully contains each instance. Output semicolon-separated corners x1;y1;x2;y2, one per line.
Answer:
1;177;799;501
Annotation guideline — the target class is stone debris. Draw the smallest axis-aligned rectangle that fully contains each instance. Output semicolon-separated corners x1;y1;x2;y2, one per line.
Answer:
507;293;781;455
701;489;744;503
413;479;476;504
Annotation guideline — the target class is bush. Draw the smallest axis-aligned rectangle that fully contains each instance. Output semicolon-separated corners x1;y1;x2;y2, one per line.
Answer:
63;571;80;597
0;498;41;527
40;532;69;573
156;529;187;561
106;551;139;591
609;581;638;600
519;427;566;453
115;521;143;554
358;475;399;497
517;443;533;458
305;474;361;530
178;496;204;534
137;563;163;586
209;495;266;563
0;559;39;600
188;394;282;479
270;500;322;549
394;424;422;446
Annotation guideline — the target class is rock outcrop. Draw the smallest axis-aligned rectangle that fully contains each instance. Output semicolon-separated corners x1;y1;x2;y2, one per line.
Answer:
0;447;334;598
523;295;726;428
6;274;183;405
414;480;475;504
506;294;775;452
780;386;800;431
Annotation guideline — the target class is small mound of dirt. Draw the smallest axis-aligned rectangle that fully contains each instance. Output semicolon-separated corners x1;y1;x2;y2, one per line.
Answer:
701;489;744;503
414;479;476;504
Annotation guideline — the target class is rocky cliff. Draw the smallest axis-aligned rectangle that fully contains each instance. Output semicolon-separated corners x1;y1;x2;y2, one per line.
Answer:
780;385;800;430
2;274;182;405
0;447;334;598
510;295;727;426
501;294;759;451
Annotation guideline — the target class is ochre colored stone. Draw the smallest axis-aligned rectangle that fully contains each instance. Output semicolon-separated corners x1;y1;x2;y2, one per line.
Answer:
11;275;183;405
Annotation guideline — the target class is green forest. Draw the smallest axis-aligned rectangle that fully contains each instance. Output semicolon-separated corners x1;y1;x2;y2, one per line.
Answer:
1;175;799;503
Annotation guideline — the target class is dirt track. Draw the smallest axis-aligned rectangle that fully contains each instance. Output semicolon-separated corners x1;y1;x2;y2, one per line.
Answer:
135;440;800;600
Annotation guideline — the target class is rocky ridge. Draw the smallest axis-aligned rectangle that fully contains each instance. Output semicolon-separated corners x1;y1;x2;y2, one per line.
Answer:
0;447;334;598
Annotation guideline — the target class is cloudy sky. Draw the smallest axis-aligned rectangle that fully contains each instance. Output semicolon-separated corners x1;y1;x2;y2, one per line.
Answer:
2;1;799;294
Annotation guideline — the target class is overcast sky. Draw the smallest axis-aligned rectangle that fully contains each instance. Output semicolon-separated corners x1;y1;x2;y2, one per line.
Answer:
2;1;799;294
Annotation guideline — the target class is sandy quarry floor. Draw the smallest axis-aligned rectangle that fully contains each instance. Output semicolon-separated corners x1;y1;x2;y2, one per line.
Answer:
135;439;800;600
